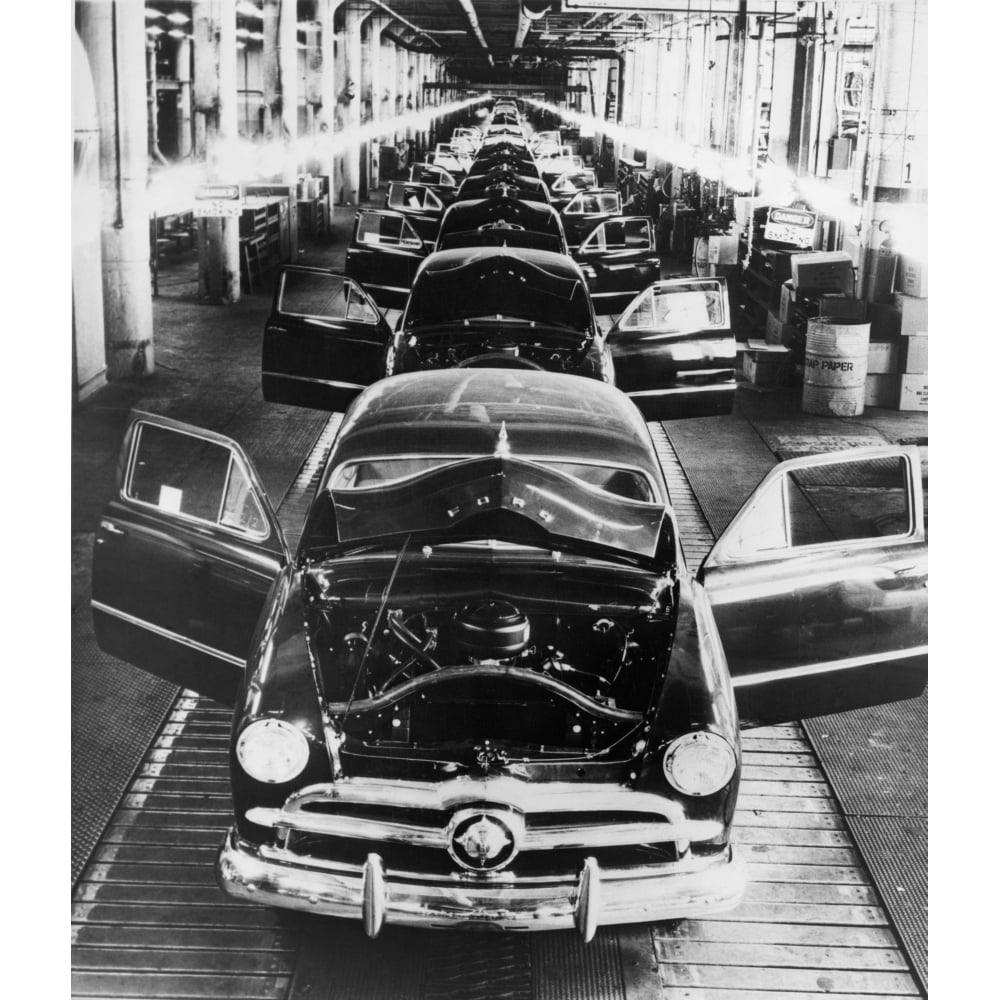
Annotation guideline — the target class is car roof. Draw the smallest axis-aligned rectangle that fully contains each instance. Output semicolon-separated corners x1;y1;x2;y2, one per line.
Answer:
326;370;665;490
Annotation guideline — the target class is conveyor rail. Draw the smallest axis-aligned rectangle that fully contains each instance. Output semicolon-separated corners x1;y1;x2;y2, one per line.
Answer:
71;417;923;999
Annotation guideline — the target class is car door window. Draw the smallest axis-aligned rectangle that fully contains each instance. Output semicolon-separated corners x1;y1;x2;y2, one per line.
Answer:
278;270;349;320
357;212;422;248
581;218;651;251
719;452;915;559
126;422;269;539
345;283;380;323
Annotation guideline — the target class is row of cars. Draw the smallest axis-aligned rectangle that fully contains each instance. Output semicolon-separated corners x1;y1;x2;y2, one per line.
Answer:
261;104;737;422
91;101;927;940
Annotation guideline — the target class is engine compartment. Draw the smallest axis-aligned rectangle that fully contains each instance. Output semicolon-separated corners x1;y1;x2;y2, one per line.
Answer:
308;578;675;762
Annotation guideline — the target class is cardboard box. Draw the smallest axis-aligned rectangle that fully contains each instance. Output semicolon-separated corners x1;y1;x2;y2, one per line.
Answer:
865;373;901;407
818;295;867;321
707;233;739;264
765;310;797;347
779;280;796;323
897;373;928;411
899;335;928;373
869;302;902;341
791;251;854;293
867;341;900;374
893;292;928;337
864;248;898;301
745;354;793;388
897;255;928;298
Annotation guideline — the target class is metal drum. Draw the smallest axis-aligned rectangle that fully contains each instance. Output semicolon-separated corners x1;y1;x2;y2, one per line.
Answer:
802;316;871;416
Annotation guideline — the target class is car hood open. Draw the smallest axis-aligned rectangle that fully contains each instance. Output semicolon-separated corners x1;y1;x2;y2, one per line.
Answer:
404;250;591;332
329;456;666;562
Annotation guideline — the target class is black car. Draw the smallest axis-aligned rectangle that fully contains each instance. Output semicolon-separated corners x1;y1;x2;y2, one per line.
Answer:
92;369;927;939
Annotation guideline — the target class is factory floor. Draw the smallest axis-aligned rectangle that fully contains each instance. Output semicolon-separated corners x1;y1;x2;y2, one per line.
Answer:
71;202;929;997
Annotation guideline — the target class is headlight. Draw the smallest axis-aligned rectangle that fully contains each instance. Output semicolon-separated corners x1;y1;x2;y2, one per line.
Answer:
662;731;737;796
236;719;310;784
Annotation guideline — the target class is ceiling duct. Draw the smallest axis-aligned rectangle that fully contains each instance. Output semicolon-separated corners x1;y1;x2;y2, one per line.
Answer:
522;2;553;18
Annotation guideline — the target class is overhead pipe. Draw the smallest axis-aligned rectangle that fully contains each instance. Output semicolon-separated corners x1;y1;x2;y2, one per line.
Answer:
367;0;440;48
515;2;552;51
456;0;494;65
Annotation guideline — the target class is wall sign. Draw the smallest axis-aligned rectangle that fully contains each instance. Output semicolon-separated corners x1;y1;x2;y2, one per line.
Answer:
764;207;818;248
193;185;242;218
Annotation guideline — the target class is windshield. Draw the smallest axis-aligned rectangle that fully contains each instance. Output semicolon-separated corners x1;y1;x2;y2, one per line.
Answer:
331;455;655;502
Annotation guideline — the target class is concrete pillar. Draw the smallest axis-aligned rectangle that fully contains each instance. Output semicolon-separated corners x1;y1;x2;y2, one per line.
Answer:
72;29;107;401
177;37;192;158
365;17;390;190
78;0;155;378
192;0;241;304
767;25;796;168
336;5;365;205
317;0;336;131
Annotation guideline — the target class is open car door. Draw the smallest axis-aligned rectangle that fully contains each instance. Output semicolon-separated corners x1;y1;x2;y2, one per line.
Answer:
344;209;427;309
699;446;928;729
560;189;622;248
262;266;392;412
92;413;289;706
407;164;459;205
607;277;736;420
573;217;660;313
385;182;445;245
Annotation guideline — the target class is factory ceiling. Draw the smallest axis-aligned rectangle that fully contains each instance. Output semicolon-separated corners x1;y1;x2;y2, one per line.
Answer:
144;2;802;87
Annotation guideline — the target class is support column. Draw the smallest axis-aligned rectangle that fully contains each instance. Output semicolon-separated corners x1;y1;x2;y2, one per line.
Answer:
336;5;365;205
78;0;155;378
366;16;390;190
177;36;192;158
72;29;107;400
193;0;241;303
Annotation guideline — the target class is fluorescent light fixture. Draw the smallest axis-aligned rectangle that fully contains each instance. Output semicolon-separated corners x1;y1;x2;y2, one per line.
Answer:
246;31;264;41
146;25;164;36
168;28;187;39
145;9;164;19
236;41;246;50
165;12;190;25
236;2;264;19
236;27;250;38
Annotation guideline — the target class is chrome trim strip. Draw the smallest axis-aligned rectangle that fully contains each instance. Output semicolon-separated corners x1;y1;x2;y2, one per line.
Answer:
279;777;693;820
90;600;246;669
731;645;928;688
628;383;735;398
264;371;365;391
245;805;722;850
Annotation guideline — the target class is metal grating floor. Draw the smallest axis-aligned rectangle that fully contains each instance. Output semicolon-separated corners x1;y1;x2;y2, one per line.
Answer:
71;417;926;999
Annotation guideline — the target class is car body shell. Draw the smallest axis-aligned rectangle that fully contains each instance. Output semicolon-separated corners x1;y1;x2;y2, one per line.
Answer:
92;369;927;939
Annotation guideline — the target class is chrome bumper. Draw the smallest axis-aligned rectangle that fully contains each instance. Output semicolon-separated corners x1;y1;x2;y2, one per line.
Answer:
217;829;745;940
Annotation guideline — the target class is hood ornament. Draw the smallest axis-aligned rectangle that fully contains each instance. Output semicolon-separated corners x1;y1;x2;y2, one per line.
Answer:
494;421;511;459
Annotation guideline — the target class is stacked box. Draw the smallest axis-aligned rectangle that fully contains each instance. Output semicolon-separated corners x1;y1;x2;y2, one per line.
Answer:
864;247;898;302
894;292;928;337
765;310;797;347
861;289;927;410
790;251;855;294
897;255;928;298
743;341;793;387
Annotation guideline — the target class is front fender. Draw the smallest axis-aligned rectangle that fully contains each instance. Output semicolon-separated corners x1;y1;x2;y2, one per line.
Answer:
231;567;331;839
636;575;741;832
